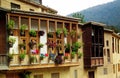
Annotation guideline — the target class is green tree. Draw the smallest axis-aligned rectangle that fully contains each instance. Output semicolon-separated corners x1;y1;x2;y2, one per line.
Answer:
71;13;85;23
105;26;120;33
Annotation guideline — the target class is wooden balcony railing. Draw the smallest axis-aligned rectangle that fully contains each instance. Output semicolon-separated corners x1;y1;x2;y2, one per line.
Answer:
9;54;80;70
0;54;7;66
91;57;104;67
0;54;9;70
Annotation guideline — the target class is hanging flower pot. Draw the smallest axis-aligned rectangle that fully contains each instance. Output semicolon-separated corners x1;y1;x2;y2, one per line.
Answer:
8;37;16;48
20;24;27;36
38;31;45;36
20;31;25;36
8;30;14;36
7;20;15;36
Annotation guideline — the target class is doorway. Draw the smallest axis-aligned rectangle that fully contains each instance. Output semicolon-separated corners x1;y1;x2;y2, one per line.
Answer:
88;71;95;78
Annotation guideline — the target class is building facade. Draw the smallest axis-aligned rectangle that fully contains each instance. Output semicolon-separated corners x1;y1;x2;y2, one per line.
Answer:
0;0;120;78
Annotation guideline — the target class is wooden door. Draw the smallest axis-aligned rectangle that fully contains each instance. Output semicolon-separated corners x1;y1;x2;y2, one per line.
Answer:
88;71;95;78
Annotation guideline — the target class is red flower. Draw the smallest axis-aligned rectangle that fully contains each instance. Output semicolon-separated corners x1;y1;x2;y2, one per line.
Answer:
45;53;48;57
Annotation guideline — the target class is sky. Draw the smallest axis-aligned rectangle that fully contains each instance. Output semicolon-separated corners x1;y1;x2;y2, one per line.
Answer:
43;0;114;16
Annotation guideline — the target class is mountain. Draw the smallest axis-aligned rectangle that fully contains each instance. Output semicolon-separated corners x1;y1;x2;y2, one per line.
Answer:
69;0;120;28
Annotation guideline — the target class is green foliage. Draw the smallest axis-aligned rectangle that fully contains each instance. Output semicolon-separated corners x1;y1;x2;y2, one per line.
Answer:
47;32;53;38
72;42;83;52
8;53;13;60
71;13;85;23
78;52;82;58
70;30;76;37
63;28;68;36
29;30;37;37
20;24;27;32
8;36;16;44
71;52;75;59
65;43;70;52
40;54;45;60
7;20;15;30
56;28;62;35
30;56;36;63
38;43;44;48
19;53;26;60
105;26;120;33
19;43;25;48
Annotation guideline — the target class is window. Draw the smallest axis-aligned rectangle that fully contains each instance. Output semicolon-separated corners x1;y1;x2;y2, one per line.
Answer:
118;39;119;53
34;74;43;78
11;3;20;9
112;37;114;53
104;49;106;56
113;65;115;73
107;49;110;62
74;70;78;78
51;73;59;78
106;40;109;46
118;64;120;72
103;68;108;75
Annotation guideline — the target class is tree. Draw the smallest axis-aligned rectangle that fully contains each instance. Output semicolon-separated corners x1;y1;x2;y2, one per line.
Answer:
71;13;85;23
105;26;120;33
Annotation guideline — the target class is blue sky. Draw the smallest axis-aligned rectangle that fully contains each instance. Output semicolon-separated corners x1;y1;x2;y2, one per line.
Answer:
43;0;114;15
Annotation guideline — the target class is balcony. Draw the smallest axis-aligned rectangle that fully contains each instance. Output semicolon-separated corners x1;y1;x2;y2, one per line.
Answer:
8;54;80;70
91;57;104;67
84;57;104;68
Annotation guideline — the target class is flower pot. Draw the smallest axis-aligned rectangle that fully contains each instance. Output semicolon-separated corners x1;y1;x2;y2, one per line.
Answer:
20;31;25;36
8;42;13;47
38;31;45;36
8;30;13;36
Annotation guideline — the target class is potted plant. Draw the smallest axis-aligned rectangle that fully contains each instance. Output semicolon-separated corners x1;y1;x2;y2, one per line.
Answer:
72;42;83;52
54;55;62;65
71;52;75;59
64;53;68;59
19;43;26;50
7;20;15;35
8;36;16;47
38;30;45;36
56;28;62;38
65;43;70;53
30;56;36;63
70;30;76;38
47;32;53;38
19;53;26;61
40;54;45;60
20;24;27;36
63;28;67;37
8;53;13;61
78;52;82;59
38;43;44;48
29;30;37;37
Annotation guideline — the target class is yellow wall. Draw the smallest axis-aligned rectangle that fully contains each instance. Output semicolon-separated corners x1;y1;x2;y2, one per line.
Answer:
0;0;42;12
30;67;70;78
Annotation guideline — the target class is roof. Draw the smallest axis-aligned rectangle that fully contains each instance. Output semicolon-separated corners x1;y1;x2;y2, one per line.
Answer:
0;7;79;22
84;21;106;27
19;0;57;13
104;28;114;33
104;28;120;38
10;9;79;22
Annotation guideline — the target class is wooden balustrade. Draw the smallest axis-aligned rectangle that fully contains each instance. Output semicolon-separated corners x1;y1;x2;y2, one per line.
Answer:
91;57;103;67
0;54;7;66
